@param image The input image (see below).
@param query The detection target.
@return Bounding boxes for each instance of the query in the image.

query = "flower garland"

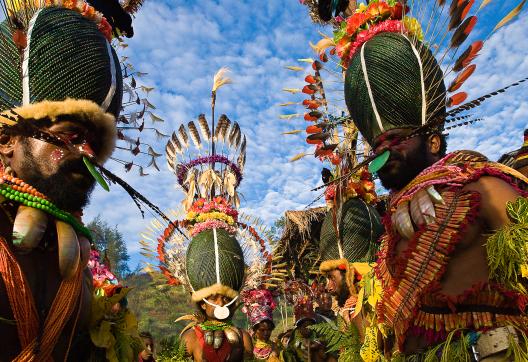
[88,249,120,297]
[44,0,113,41]
[176,155,243,190]
[190,219,237,236]
[331,0,423,67]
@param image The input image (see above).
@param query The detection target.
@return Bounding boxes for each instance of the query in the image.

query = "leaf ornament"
[178,124,189,147]
[448,92,468,107]
[198,114,211,141]
[493,0,526,32]
[450,16,478,48]
[187,121,202,149]
[453,40,483,72]
[448,64,476,92]
[223,171,237,197]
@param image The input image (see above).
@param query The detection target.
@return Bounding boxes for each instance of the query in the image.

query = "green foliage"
[486,197,528,294]
[157,335,190,361]
[87,215,130,279]
[309,317,362,362]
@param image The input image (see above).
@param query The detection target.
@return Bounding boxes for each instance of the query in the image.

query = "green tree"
[87,215,131,278]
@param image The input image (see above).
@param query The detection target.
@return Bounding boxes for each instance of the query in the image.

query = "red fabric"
[194,326,232,362]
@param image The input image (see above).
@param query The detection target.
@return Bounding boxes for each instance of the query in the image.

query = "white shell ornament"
[214,306,230,320]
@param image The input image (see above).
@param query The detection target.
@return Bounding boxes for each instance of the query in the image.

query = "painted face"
[254,320,273,342]
[201,294,233,320]
[371,128,429,191]
[325,269,345,297]
[11,120,99,211]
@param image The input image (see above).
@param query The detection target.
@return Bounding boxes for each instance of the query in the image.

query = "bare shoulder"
[463,176,523,230]
[181,328,197,353]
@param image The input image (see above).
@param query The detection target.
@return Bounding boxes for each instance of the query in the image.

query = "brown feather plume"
[178,124,189,147]
[187,121,202,149]
[170,132,183,154]
[197,114,211,141]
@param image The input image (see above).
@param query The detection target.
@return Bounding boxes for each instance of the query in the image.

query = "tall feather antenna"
[211,67,232,158]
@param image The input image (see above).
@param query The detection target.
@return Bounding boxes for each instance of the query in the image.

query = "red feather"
[448,64,476,92]
[453,40,483,71]
[303,99,321,109]
[306,137,323,145]
[312,60,323,71]
[306,125,322,134]
[304,113,318,121]
[302,85,317,94]
[450,16,477,48]
[448,0,474,30]
[448,92,468,107]
[305,75,317,84]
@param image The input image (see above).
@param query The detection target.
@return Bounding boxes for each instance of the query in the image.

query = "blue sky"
[83,0,528,269]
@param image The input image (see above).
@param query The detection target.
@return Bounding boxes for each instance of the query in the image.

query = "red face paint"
[51,149,65,163]
[77,141,95,158]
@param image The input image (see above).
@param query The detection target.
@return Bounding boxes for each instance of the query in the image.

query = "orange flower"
[367,1,391,18]
[346,12,370,35]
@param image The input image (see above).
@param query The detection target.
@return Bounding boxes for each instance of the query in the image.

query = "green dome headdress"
[299,0,527,173]
[140,69,278,320]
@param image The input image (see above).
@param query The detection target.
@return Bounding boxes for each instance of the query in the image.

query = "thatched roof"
[276,207,327,279]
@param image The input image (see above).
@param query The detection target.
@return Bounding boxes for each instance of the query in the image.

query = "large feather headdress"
[140,69,282,320]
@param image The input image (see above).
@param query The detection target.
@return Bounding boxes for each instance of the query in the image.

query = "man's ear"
[0,132,18,162]
[428,134,441,155]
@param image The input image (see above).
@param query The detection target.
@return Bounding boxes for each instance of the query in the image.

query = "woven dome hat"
[0,4,123,162]
[344,32,446,145]
[186,228,245,303]
[319,197,383,272]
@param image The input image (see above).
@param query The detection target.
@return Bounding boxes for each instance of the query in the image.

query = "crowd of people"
[0,0,527,361]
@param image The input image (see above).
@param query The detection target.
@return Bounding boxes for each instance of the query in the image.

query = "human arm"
[241,329,253,359]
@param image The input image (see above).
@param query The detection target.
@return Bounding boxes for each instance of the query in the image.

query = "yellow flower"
[356,2,368,13]
[403,17,424,41]
[186,211,197,220]
[521,264,528,278]
[196,212,235,225]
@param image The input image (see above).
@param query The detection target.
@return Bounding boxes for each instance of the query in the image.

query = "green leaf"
[506,197,528,223]
[368,150,390,174]
[83,157,110,192]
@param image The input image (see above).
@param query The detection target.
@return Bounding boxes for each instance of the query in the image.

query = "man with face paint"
[0,1,133,359]
[342,7,528,361]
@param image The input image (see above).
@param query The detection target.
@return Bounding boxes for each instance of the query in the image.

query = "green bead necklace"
[0,183,92,240]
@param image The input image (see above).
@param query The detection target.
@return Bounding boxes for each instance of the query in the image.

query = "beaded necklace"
[0,174,91,239]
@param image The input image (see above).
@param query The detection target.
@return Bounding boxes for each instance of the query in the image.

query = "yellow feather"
[298,58,315,63]
[310,38,335,55]
[278,102,298,106]
[289,152,307,162]
[478,0,492,10]
[282,88,301,94]
[493,0,526,32]
[212,67,232,92]
[279,114,301,120]
[285,66,304,71]
[282,130,303,135]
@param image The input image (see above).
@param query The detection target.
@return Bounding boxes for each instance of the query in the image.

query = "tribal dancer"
[0,0,151,359]
[303,0,528,360]
[242,289,281,361]
[141,69,280,361]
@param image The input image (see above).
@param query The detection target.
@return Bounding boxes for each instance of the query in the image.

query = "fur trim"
[191,283,239,302]
[319,258,349,272]
[5,99,116,163]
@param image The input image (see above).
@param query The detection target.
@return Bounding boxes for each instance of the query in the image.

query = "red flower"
[390,2,404,19]
[346,12,370,35]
